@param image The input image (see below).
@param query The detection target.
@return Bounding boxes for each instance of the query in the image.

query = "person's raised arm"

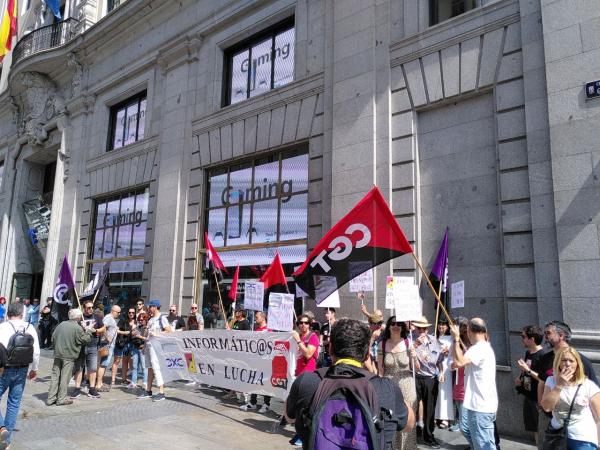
[450,325,471,369]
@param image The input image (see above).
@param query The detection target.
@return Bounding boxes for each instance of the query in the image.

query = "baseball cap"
[147,299,161,308]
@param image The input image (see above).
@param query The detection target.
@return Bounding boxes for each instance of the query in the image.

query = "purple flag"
[429,228,449,298]
[52,255,75,322]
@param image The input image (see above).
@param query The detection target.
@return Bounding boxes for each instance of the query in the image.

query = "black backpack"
[6,323,34,367]
[301,365,392,450]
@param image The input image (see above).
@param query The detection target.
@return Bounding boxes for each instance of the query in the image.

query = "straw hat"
[412,315,433,328]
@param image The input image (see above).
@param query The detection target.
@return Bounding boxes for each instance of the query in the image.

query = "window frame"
[222,16,295,107]
[106,91,147,152]
[429,0,477,26]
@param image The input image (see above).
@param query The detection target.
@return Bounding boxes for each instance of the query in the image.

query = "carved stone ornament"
[67,52,83,97]
[13,71,67,145]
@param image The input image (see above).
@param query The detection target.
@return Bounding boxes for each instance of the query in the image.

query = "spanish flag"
[0,0,18,63]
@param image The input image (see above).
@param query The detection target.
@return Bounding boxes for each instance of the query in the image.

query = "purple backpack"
[304,366,388,450]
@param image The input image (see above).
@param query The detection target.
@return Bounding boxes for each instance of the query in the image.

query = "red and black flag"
[293,186,413,304]
[205,232,228,279]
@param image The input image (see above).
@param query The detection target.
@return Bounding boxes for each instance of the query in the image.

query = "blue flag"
[45,0,62,20]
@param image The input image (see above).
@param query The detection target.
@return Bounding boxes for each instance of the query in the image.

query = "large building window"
[430,0,476,26]
[87,187,149,308]
[107,91,146,151]
[223,18,295,106]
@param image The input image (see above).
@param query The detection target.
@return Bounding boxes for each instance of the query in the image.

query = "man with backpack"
[285,318,415,450]
[0,302,40,449]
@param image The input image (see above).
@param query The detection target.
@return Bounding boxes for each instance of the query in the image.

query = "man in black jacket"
[285,318,414,449]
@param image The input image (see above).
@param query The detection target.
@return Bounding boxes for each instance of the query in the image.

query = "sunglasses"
[169,310,176,312]
[191,307,198,310]
[390,321,403,327]
[297,321,310,326]
[128,312,135,315]
[85,306,93,310]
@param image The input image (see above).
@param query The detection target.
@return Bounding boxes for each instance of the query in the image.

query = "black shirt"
[167,314,186,330]
[520,347,550,400]
[285,364,409,449]
[232,319,250,331]
[538,348,599,386]
[82,313,103,345]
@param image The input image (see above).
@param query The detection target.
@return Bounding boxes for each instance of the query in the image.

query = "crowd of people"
[0,291,597,450]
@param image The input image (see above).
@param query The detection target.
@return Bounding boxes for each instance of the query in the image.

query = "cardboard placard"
[267,293,295,331]
[244,280,265,311]
[349,268,373,292]
[317,289,340,308]
[393,284,423,321]
[385,276,414,310]
[451,280,465,309]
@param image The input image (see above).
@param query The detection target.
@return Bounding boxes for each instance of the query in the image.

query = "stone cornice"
[390,0,520,67]
[86,135,159,173]
[192,72,324,136]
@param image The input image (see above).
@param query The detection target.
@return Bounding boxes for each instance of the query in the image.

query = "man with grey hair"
[534,320,598,449]
[0,302,40,448]
[47,309,93,406]
[95,304,121,393]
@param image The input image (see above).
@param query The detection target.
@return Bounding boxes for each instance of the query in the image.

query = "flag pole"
[213,271,228,328]
[434,282,442,337]
[73,289,82,311]
[411,253,454,325]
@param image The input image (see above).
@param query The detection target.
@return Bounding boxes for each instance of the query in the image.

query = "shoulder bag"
[542,383,582,450]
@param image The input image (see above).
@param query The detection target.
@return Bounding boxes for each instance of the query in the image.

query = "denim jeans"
[130,347,147,388]
[460,407,496,450]
[0,366,29,443]
[567,438,598,450]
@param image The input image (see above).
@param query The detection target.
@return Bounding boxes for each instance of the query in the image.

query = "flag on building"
[52,255,75,322]
[228,265,240,302]
[0,0,18,63]
[260,253,287,290]
[429,227,449,303]
[293,186,413,304]
[44,0,62,20]
[205,232,227,279]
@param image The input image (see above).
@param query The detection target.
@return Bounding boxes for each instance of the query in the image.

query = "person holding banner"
[377,316,418,450]
[292,313,319,376]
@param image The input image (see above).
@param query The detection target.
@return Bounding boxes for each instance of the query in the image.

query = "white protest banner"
[385,276,414,309]
[394,284,423,321]
[317,289,340,308]
[244,280,264,311]
[150,330,297,399]
[267,293,295,331]
[451,280,465,309]
[349,269,373,293]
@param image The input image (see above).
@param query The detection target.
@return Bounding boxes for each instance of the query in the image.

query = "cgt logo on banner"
[150,330,297,400]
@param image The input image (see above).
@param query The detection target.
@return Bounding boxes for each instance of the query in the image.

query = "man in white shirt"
[450,318,498,450]
[0,302,40,448]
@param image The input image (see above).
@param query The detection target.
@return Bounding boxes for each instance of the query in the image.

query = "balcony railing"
[12,18,79,66]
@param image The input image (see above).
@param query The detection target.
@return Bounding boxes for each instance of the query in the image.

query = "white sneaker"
[239,403,257,411]
[258,404,269,413]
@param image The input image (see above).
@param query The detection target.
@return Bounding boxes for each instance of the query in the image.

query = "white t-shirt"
[463,340,498,413]
[146,314,169,349]
[545,377,600,445]
[103,315,117,346]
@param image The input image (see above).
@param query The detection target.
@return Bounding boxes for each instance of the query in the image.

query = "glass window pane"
[209,172,229,208]
[120,194,135,223]
[279,193,307,241]
[251,199,278,244]
[135,189,149,222]
[227,165,253,204]
[138,99,146,140]
[113,108,125,149]
[273,28,294,88]
[93,229,104,259]
[280,153,308,194]
[123,103,139,146]
[226,202,250,246]
[116,224,133,257]
[95,201,107,229]
[102,226,117,259]
[105,198,120,228]
[131,221,147,256]
[249,38,273,98]
[230,50,249,105]
[207,208,226,247]
[253,160,280,201]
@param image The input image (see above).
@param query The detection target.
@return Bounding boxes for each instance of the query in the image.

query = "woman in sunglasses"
[111,308,136,386]
[377,316,417,450]
[291,313,319,377]
[128,313,149,390]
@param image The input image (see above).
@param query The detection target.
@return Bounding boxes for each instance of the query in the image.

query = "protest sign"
[394,284,422,321]
[151,330,297,399]
[244,281,264,311]
[349,268,373,292]
[317,289,340,308]
[451,280,465,309]
[385,276,414,309]
[267,293,295,331]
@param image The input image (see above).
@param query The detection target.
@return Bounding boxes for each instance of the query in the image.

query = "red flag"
[293,186,413,304]
[228,265,240,301]
[260,253,287,290]
[204,232,228,275]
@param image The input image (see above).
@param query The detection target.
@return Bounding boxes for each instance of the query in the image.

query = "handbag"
[98,345,110,358]
[542,383,582,450]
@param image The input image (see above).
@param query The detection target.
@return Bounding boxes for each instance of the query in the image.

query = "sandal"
[98,384,111,392]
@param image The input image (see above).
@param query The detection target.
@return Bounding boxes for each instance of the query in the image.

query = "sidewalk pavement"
[0,350,535,449]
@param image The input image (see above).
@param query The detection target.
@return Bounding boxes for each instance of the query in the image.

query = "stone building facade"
[0,0,598,437]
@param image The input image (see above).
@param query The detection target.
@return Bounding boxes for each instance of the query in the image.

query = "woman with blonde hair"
[541,346,600,449]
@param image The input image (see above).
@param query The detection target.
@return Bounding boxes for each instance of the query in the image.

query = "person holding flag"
[204,232,228,326]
